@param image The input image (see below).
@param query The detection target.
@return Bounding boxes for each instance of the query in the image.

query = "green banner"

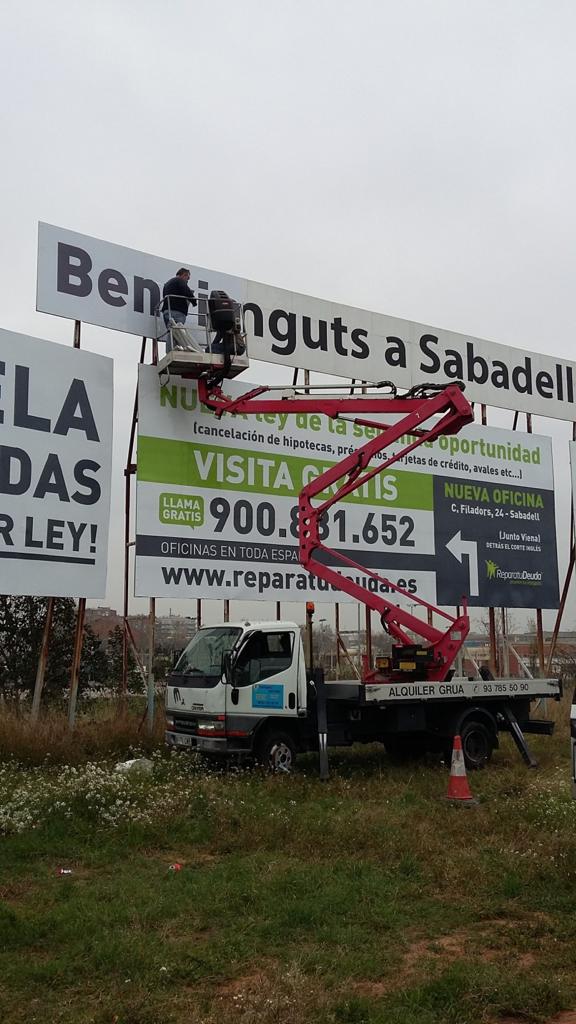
[137,436,433,510]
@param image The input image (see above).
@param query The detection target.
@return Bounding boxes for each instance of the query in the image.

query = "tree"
[80,624,110,688]
[0,596,76,701]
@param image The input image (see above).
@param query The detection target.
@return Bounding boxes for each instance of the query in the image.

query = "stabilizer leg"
[501,703,539,768]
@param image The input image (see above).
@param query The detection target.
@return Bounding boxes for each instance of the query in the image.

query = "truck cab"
[165,621,308,769]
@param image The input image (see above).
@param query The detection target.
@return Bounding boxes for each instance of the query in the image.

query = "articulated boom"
[197,378,474,682]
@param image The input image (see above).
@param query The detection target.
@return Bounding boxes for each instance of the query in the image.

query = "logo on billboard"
[486,559,498,580]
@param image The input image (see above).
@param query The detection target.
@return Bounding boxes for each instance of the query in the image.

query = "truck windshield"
[172,627,242,686]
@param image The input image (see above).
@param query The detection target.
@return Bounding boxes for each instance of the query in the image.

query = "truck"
[160,310,561,774]
[165,619,561,772]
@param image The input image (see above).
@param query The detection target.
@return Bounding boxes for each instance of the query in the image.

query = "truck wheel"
[459,720,494,770]
[255,730,297,773]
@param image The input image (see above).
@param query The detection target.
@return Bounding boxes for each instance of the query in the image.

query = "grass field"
[1,701,576,1024]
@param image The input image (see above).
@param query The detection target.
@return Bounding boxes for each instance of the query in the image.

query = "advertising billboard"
[135,368,559,608]
[38,222,576,422]
[0,329,113,598]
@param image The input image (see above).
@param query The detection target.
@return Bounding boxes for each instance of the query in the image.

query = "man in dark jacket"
[162,268,197,351]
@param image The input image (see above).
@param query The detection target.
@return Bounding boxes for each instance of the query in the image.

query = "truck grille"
[172,716,198,735]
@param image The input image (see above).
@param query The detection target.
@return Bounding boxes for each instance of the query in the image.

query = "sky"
[0,0,575,635]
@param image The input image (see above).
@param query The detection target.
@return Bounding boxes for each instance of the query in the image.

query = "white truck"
[165,619,561,773]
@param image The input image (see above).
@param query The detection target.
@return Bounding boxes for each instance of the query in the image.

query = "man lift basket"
[156,290,249,383]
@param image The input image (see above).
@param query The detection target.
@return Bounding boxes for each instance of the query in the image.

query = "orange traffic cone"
[445,735,478,805]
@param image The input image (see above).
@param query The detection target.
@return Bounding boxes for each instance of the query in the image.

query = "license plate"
[172,733,195,747]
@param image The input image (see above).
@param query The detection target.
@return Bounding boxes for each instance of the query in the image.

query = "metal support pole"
[481,404,498,677]
[335,603,341,676]
[30,598,54,722]
[196,599,202,629]
[489,606,498,675]
[68,598,86,730]
[525,412,546,676]
[306,602,314,670]
[535,608,545,678]
[276,602,281,621]
[357,602,362,675]
[548,421,576,674]
[123,337,147,697]
[501,607,510,677]
[122,466,132,699]
[224,600,230,622]
[68,320,88,718]
[147,597,155,733]
[546,543,575,675]
[365,606,372,670]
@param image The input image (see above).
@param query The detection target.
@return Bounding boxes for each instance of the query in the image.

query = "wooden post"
[224,600,230,622]
[30,598,54,722]
[147,597,155,733]
[123,338,147,697]
[68,598,86,730]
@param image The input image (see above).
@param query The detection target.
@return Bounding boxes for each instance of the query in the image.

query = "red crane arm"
[197,378,474,681]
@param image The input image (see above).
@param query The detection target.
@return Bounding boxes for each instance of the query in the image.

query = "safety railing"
[154,296,247,361]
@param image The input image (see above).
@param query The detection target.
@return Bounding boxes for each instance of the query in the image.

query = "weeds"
[0,703,164,764]
[1,698,576,1023]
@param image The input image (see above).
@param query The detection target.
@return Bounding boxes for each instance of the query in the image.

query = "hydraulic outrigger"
[197,375,475,684]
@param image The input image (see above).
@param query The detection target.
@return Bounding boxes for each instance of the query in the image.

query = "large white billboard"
[135,368,559,608]
[0,330,113,597]
[38,222,576,422]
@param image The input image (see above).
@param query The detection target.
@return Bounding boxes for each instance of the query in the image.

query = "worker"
[162,269,197,351]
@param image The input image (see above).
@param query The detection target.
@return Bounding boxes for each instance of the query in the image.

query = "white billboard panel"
[0,329,113,597]
[135,368,559,608]
[38,223,576,421]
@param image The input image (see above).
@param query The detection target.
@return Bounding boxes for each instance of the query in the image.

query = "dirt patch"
[497,1015,576,1024]
[146,849,221,868]
[353,920,538,1000]
[216,971,267,997]
[0,880,36,903]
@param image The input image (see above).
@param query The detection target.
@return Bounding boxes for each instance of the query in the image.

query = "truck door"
[228,629,298,718]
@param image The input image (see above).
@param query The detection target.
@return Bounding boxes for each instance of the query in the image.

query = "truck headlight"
[197,717,226,737]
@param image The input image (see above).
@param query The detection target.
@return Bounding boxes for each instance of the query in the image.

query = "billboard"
[0,330,113,598]
[135,368,559,609]
[38,222,576,422]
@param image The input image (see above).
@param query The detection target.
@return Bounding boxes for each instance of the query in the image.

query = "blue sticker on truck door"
[252,684,284,709]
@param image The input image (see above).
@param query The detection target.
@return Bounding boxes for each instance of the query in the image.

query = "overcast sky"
[1,0,575,634]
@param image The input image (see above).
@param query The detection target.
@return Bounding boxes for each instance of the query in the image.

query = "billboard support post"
[123,338,147,698]
[526,412,546,676]
[481,404,498,676]
[489,607,498,675]
[365,607,372,671]
[546,421,576,675]
[335,604,341,676]
[67,319,87,725]
[196,599,202,629]
[68,598,86,731]
[147,597,155,733]
[30,598,54,722]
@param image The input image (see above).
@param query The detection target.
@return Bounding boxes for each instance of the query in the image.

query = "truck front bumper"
[165,730,249,755]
